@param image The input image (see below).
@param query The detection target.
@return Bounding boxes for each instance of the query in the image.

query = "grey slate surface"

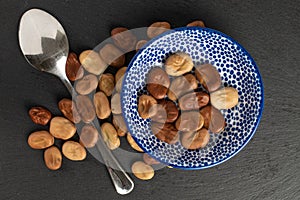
[0,0,299,199]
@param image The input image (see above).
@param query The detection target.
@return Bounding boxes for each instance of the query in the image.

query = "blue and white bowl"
[121,27,264,169]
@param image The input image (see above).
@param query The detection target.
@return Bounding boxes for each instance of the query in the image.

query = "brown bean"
[115,66,127,84]
[28,130,54,149]
[151,100,179,123]
[111,93,122,115]
[113,115,128,135]
[66,52,84,81]
[79,50,107,75]
[101,122,120,150]
[75,74,98,95]
[210,87,239,110]
[131,161,154,180]
[127,133,144,152]
[200,105,225,133]
[115,66,127,93]
[195,64,221,92]
[178,92,209,111]
[165,52,194,76]
[75,95,96,123]
[136,40,148,51]
[143,153,160,165]
[187,20,205,27]
[49,117,76,140]
[29,106,52,125]
[175,111,204,132]
[80,124,99,148]
[167,74,198,101]
[147,21,171,38]
[99,73,115,96]
[146,67,170,99]
[138,95,157,119]
[117,129,126,137]
[62,141,86,161]
[99,44,125,68]
[181,128,210,150]
[58,98,81,123]
[94,91,111,119]
[111,27,137,52]
[151,122,179,144]
[44,146,62,170]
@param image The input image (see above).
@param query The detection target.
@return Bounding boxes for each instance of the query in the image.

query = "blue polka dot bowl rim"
[121,27,264,170]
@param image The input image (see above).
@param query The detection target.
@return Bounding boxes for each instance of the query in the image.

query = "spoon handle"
[59,75,134,195]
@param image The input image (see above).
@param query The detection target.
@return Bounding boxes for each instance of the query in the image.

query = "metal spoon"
[18,8,134,195]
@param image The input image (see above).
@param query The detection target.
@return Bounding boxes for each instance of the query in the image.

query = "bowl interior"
[121,27,263,169]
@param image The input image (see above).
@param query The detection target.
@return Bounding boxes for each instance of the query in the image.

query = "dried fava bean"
[44,146,62,170]
[62,141,86,161]
[75,74,98,95]
[210,87,239,110]
[146,67,170,99]
[49,117,76,140]
[75,95,96,123]
[94,91,111,119]
[79,50,107,75]
[28,131,54,149]
[151,100,179,123]
[136,40,148,51]
[65,52,84,81]
[143,153,160,165]
[200,105,225,133]
[175,111,204,132]
[138,95,157,119]
[147,21,171,38]
[101,122,120,150]
[117,129,126,137]
[115,66,127,93]
[113,115,128,135]
[111,93,122,115]
[131,161,154,180]
[167,74,198,101]
[80,124,99,148]
[165,52,194,76]
[58,98,81,123]
[178,92,209,111]
[181,128,210,150]
[195,64,222,92]
[99,44,125,68]
[151,122,179,144]
[115,66,127,84]
[99,73,115,96]
[111,27,137,52]
[187,20,205,27]
[29,106,52,125]
[127,133,143,152]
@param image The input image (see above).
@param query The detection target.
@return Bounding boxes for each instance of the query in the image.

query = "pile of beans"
[138,54,239,149]
[27,20,208,180]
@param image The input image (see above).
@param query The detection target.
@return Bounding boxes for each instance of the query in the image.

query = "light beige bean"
[127,133,144,152]
[62,141,86,161]
[75,74,98,95]
[44,146,62,170]
[111,93,122,114]
[49,117,76,140]
[131,161,154,180]
[101,122,120,150]
[28,130,54,149]
[210,87,239,110]
[79,50,107,75]
[94,91,111,119]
